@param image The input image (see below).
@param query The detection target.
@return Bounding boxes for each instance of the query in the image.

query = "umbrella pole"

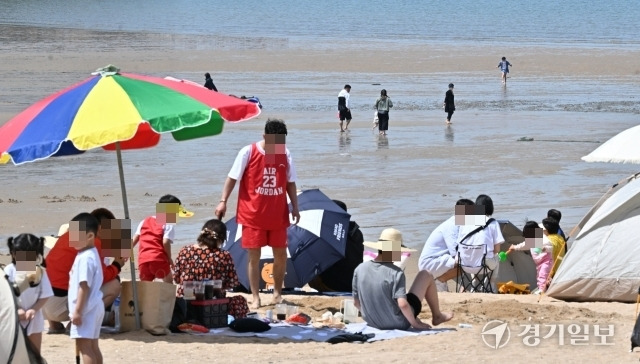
[116,142,141,330]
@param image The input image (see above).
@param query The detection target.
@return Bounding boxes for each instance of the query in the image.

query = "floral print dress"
[173,245,248,318]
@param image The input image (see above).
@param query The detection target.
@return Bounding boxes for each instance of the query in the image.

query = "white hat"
[363,228,416,252]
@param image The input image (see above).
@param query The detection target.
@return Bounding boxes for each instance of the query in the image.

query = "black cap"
[448,83,454,88]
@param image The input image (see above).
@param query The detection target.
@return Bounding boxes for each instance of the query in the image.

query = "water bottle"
[113,297,121,332]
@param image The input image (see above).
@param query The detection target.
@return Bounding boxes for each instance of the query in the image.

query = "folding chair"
[455,239,496,293]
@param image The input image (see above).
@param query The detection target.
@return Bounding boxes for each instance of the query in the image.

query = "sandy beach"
[1,251,638,363]
[2,24,640,363]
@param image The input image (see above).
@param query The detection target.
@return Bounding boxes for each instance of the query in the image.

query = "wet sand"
[0,108,637,250]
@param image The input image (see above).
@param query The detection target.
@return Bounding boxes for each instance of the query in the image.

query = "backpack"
[456,218,496,273]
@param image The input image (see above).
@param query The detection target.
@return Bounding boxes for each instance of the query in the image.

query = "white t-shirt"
[456,219,504,259]
[68,247,104,316]
[135,217,175,241]
[338,89,350,108]
[4,263,54,335]
[418,216,460,270]
[228,142,297,183]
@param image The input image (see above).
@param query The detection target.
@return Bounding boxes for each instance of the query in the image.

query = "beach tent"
[547,173,640,303]
[496,220,538,290]
[0,273,44,363]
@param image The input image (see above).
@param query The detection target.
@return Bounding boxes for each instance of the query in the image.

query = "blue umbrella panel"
[286,189,351,287]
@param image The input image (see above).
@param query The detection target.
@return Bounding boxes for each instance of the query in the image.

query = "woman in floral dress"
[173,219,248,318]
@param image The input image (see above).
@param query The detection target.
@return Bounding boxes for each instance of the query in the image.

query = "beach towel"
[344,322,454,342]
[186,321,453,343]
[192,322,342,341]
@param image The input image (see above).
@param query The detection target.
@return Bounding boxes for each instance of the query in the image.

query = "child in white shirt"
[68,213,104,364]
[4,233,53,355]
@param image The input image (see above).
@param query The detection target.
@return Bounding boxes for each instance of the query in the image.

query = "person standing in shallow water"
[497,57,512,84]
[443,83,455,124]
[337,84,352,132]
[374,89,393,135]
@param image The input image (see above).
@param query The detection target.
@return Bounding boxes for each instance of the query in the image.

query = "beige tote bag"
[119,280,177,335]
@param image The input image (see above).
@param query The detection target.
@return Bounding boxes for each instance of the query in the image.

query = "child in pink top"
[508,221,553,293]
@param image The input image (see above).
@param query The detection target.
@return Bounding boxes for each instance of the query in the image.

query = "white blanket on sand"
[196,323,340,341]
[345,323,454,342]
[194,322,453,342]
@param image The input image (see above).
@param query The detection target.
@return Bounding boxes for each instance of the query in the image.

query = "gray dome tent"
[547,173,640,302]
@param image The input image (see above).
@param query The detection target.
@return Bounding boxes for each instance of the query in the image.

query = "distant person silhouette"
[497,57,512,84]
[204,72,218,91]
[443,83,455,124]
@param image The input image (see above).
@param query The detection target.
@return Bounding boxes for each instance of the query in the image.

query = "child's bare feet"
[432,311,453,326]
[250,297,261,309]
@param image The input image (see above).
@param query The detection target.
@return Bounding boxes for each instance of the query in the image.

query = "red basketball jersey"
[237,143,290,230]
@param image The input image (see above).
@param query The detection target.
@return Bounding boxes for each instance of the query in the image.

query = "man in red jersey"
[216,119,300,308]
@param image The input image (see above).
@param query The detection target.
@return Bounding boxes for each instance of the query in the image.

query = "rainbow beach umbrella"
[0,65,260,165]
[0,65,261,329]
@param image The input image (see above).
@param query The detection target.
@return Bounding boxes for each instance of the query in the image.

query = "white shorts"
[70,306,104,339]
[42,295,69,323]
[420,254,455,279]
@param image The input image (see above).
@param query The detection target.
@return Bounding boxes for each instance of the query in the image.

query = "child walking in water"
[4,233,54,355]
[497,56,513,84]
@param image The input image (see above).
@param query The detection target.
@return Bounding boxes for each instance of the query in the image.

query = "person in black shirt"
[443,83,455,124]
[204,72,218,92]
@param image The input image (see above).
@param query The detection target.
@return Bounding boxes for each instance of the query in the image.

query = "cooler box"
[186,298,230,328]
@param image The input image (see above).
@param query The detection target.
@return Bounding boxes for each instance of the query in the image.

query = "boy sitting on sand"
[353,228,453,330]
[68,213,104,364]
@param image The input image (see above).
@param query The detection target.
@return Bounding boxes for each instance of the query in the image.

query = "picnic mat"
[195,322,342,342]
[344,322,455,342]
[191,322,454,342]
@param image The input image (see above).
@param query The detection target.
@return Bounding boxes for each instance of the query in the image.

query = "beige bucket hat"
[363,228,416,252]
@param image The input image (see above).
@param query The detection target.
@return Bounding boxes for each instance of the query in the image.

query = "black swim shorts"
[406,292,422,317]
[339,109,352,121]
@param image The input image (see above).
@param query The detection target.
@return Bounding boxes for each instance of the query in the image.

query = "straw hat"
[43,223,70,250]
[363,228,416,252]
